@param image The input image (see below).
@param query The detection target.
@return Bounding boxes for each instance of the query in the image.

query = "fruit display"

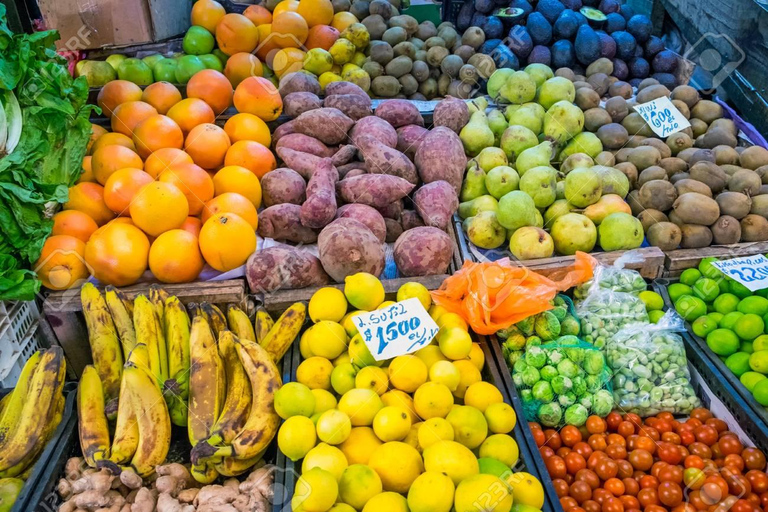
[275,274,546,512]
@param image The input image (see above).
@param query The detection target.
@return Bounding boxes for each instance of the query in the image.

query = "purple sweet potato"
[272,120,296,146]
[283,92,323,117]
[246,246,329,293]
[344,168,367,179]
[276,133,334,158]
[318,218,386,281]
[433,96,470,133]
[278,72,321,97]
[385,218,404,242]
[401,210,425,231]
[377,199,403,220]
[349,116,398,148]
[260,168,306,206]
[323,94,372,121]
[413,180,459,229]
[258,204,318,244]
[336,204,387,243]
[325,81,368,98]
[375,99,424,128]
[415,126,466,193]
[337,174,415,207]
[356,134,418,184]
[276,147,322,180]
[337,161,368,177]
[394,227,454,277]
[300,158,339,229]
[293,107,354,145]
[332,145,358,167]
[396,125,429,159]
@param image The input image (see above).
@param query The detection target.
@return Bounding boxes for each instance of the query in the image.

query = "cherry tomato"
[561,496,579,511]
[624,477,640,496]
[540,446,555,459]
[602,497,624,512]
[639,427,660,442]
[587,416,608,435]
[658,442,684,465]
[657,412,675,422]
[651,461,668,479]
[685,467,706,490]
[731,498,756,512]
[635,436,656,454]
[605,477,625,496]
[606,444,628,461]
[644,506,667,512]
[743,448,767,471]
[658,465,683,484]
[627,435,638,451]
[606,412,622,432]
[531,427,546,447]
[688,490,707,511]
[572,508,587,512]
[725,473,751,496]
[628,449,653,471]
[655,420,673,434]
[662,432,682,445]
[745,492,762,508]
[687,418,704,429]
[671,504,697,512]
[747,470,768,494]
[700,483,724,506]
[589,434,608,452]
[545,429,563,449]
[592,488,614,505]
[625,413,642,428]
[704,475,730,499]
[658,481,683,507]
[562,426,584,447]
[761,491,768,509]
[706,418,728,433]
[596,458,620,481]
[637,488,659,508]
[620,496,639,510]
[695,426,719,446]
[691,408,714,422]
[557,446,572,458]
[608,434,627,447]
[547,455,568,479]
[574,442,594,459]
[618,421,635,438]
[566,452,588,475]
[689,442,713,459]
[680,430,696,446]
[724,454,745,472]
[617,460,634,479]
[639,475,659,489]
[588,451,606,472]
[583,500,601,512]
[718,436,745,456]
[570,480,593,504]
[576,469,601,490]
[553,478,570,497]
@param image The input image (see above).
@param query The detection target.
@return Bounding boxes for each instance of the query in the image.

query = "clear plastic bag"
[573,252,648,301]
[576,289,649,349]
[606,310,701,416]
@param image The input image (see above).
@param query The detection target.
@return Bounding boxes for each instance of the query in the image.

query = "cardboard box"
[37,0,190,50]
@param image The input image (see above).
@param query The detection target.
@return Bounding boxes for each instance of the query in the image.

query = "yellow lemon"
[484,402,517,434]
[415,345,448,370]
[388,355,427,393]
[333,352,352,367]
[438,327,473,360]
[428,360,461,391]
[479,434,519,467]
[407,471,455,512]
[329,37,356,65]
[317,409,352,445]
[331,363,357,395]
[355,366,388,395]
[312,389,337,415]
[338,464,383,510]
[306,321,348,359]
[348,334,383,368]
[417,417,455,449]
[362,492,409,512]
[338,388,384,426]
[368,441,424,493]
[377,300,396,309]
[292,467,338,512]
[339,427,382,465]
[446,405,488,449]
[413,382,454,419]
[507,471,545,509]
[309,286,348,322]
[381,389,418,423]
[274,382,315,419]
[455,474,513,512]
[437,312,469,331]
[344,272,385,310]
[297,357,334,390]
[329,504,356,512]
[302,442,348,481]
[341,310,365,337]
[397,282,432,310]
[422,440,479,485]
[372,406,412,442]
[429,304,449,322]
[464,382,504,413]
[318,71,343,92]
[453,359,482,399]
[300,329,314,359]
[278,416,317,461]
[468,342,485,370]
[402,421,422,452]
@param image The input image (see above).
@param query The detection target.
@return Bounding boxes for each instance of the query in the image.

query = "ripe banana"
[191,462,219,484]
[227,305,256,342]
[260,302,306,363]
[206,331,252,447]
[163,296,191,427]
[109,374,139,465]
[0,351,41,444]
[105,286,137,360]
[188,316,226,448]
[253,307,274,343]
[215,450,266,477]
[8,384,65,479]
[123,365,171,478]
[81,283,123,415]
[149,285,169,327]
[126,344,151,380]
[134,295,168,385]
[202,303,228,338]
[77,365,110,468]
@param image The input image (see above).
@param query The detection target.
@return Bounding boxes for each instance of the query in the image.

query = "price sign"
[353,298,440,361]
[712,255,768,291]
[634,96,691,137]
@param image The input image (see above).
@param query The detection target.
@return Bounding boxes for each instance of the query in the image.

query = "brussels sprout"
[526,336,542,347]
[551,375,572,395]
[571,376,587,397]
[517,316,535,336]
[538,402,563,427]
[564,404,589,426]
[540,365,558,381]
[532,381,554,402]
[506,350,524,367]
[500,327,526,350]
[521,366,541,386]
[557,359,579,378]
[585,374,604,393]
[584,351,606,375]
[580,394,593,410]
[548,349,564,365]
[563,343,585,361]
[513,357,528,374]
[521,389,533,403]
[525,346,547,369]
[558,392,576,407]
[592,389,614,417]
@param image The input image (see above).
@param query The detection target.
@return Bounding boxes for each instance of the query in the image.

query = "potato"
[272,120,296,146]
[337,174,415,207]
[276,147,322,180]
[278,72,321,97]
[432,95,469,133]
[336,204,387,242]
[385,218,404,242]
[375,99,424,128]
[394,226,453,277]
[325,81,369,98]
[350,116,398,148]
[396,124,429,159]
[258,204,318,243]
[318,218,386,281]
[323,93,373,121]
[246,247,329,293]
[413,180,459,229]
[332,145,358,166]
[283,92,323,117]
[260,168,306,206]
[414,126,466,193]
[276,133,334,158]
[293,107,355,145]
[300,158,339,229]
[356,134,418,184]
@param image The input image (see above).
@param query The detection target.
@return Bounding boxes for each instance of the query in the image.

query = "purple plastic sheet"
[716,97,768,149]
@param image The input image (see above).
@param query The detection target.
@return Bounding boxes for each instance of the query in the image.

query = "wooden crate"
[502,247,666,280]
[662,242,768,277]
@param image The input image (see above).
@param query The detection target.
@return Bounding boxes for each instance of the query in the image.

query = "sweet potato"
[332,145,358,167]
[349,116,398,148]
[375,99,424,128]
[318,218,386,281]
[414,126,466,193]
[385,218,404,242]
[413,180,459,229]
[337,174,415,208]
[258,204,318,243]
[276,147,322,180]
[336,204,387,243]
[433,96,470,133]
[283,92,323,117]
[272,120,296,146]
[293,107,354,145]
[396,124,429,159]
[261,168,306,206]
[377,199,403,220]
[324,94,372,121]
[246,246,330,293]
[325,81,368,98]
[345,168,367,179]
[356,134,418,184]
[300,158,338,229]
[276,133,334,158]
[401,210,425,231]
[278,72,321,97]
[337,161,368,177]
[394,227,454,277]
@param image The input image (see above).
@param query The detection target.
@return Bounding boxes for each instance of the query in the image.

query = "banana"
[260,303,306,363]
[215,450,266,477]
[227,305,256,342]
[253,307,274,344]
[187,302,201,320]
[109,374,139,465]
[191,462,219,484]
[188,316,226,448]
[77,365,110,468]
[202,303,228,338]
[148,285,169,327]
[126,344,151,379]
[0,351,41,444]
[163,296,191,427]
[123,365,171,477]
[133,295,167,385]
[81,283,123,415]
[206,331,252,447]
[105,286,136,360]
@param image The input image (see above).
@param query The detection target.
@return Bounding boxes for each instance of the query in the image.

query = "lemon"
[329,504,356,512]
[275,382,316,419]
[438,327,473,360]
[413,382,454,419]
[453,360,482,399]
[446,405,488,449]
[312,389,338,416]
[339,464,383,510]
[338,388,384,426]
[306,321,348,360]
[300,329,314,359]
[278,416,317,461]
[339,427,382,465]
[351,51,367,67]
[303,442,349,482]
[407,471,455,512]
[377,301,396,309]
[639,290,664,311]
[368,441,424,493]
[402,422,422,452]
[415,345,448,370]
[388,355,428,393]
[297,357,334,390]
[317,410,352,445]
[333,352,352,367]
[309,287,348,323]
[373,406,412,442]
[428,360,461,391]
[507,472,545,509]
[303,48,334,76]
[417,417,455,449]
[397,282,432,310]
[319,71,343,92]
[485,402,517,434]
[293,467,339,512]
[341,311,365,338]
[310,412,322,425]
[437,312,469,331]
[468,343,485,370]
[381,389,418,423]
[348,334,383,368]
[331,363,357,395]
[430,304,449,322]
[464,382,504,413]
[422,440,480,485]
[340,22,370,49]
[479,433,519,466]
[329,37,357,65]
[362,492,409,512]
[355,366,389,395]
[455,474,513,512]
[344,272,385,310]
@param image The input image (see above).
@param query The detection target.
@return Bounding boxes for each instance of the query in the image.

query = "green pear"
[593,165,630,198]
[464,211,507,249]
[537,76,576,110]
[509,227,554,260]
[543,100,584,144]
[475,147,508,172]
[544,199,574,227]
[524,63,554,88]
[458,195,499,219]
[497,190,537,231]
[516,140,554,176]
[598,212,644,251]
[520,166,558,208]
[565,167,602,208]
[488,109,509,146]
[560,132,603,160]
[555,181,565,200]
[105,54,127,71]
[551,213,597,255]
[460,111,495,157]
[498,70,537,105]
[467,96,489,114]
[460,161,488,202]
[486,69,515,102]
[500,125,538,162]
[80,61,117,87]
[505,103,545,135]
[560,153,595,174]
[485,166,520,199]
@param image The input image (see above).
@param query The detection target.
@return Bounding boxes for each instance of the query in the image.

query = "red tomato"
[561,496,579,511]
[602,497,624,512]
[607,412,622,432]
[592,488,614,505]
[532,427,546,447]
[583,500,601,512]
[747,470,768,494]
[635,436,656,454]
[596,458,619,481]
[662,432,682,445]
[624,477,639,496]
[545,429,563,449]
[566,452,588,475]
[724,454,746,472]
[640,475,659,489]
[604,478,625,496]
[589,434,608,452]
[606,444,628,461]
[700,483,724,506]
[587,416,608,434]
[658,465,684,484]
[658,442,684,465]
[689,442,713,459]
[620,496,639,510]
[743,448,767,471]
[731,499,756,512]
[658,481,683,507]
[637,488,659,508]
[617,460,634,479]
[546,455,567,479]
[628,449,653,471]
[691,408,714,422]
[618,421,635,438]
[574,442,593,459]
[562,425,583,447]
[570,480,593,504]
[680,430,696,446]
[540,446,555,459]
[706,418,728,433]
[608,434,627,447]
[625,413,642,428]
[695,426,719,446]
[554,478,570,497]
[558,447,573,458]
[576,469,601,490]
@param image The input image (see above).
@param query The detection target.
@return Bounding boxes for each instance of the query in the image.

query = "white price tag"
[712,255,768,291]
[633,96,691,137]
[353,298,440,361]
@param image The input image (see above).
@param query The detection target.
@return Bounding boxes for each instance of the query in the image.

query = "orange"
[215,13,259,56]
[91,145,144,185]
[180,216,203,238]
[77,156,96,184]
[223,113,271,146]
[51,210,99,242]
[201,192,259,229]
[273,0,300,16]
[225,140,276,178]
[91,132,136,153]
[97,80,143,118]
[103,168,154,215]
[111,101,158,137]
[223,52,264,88]
[129,181,189,236]
[305,25,340,50]
[141,82,182,114]
[270,48,305,78]
[132,114,184,159]
[64,182,116,226]
[191,0,226,33]
[34,235,90,290]
[144,148,194,179]
[198,212,256,271]
[297,0,334,27]
[185,123,231,170]
[233,76,283,121]
[213,165,263,207]
[85,222,150,286]
[186,69,234,115]
[254,24,280,63]
[166,98,215,135]
[149,229,204,283]
[87,124,109,155]
[158,162,215,216]
[243,5,272,26]
[332,12,358,32]
[271,12,309,48]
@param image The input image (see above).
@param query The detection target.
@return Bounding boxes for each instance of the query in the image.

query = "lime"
[692,277,720,302]
[706,328,741,356]
[278,415,318,461]
[105,53,127,71]
[639,291,664,311]
[692,315,718,338]
[742,340,754,353]
[183,25,215,55]
[739,296,768,316]
[725,352,751,376]
[198,53,223,71]
[680,268,702,286]
[478,457,511,479]
[741,371,767,391]
[754,334,768,352]
[213,49,229,65]
[174,55,206,84]
[668,283,693,304]
[718,279,730,295]
[675,295,707,321]
[648,310,665,323]
[345,272,385,310]
[756,288,768,299]
[117,57,153,85]
[153,59,177,82]
[730,280,753,299]
[720,311,744,330]
[713,293,739,314]
[708,312,724,325]
[753,378,768,406]
[735,313,765,340]
[699,257,722,279]
[750,350,768,373]
[142,53,165,69]
[331,363,357,395]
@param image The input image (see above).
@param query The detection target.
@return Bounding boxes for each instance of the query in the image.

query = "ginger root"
[120,471,143,491]
[177,488,198,504]
[65,457,84,481]
[223,478,240,493]
[239,466,275,501]
[194,485,238,507]
[131,487,155,512]
[156,475,187,497]
[155,464,194,488]
[58,478,73,500]
[73,489,111,509]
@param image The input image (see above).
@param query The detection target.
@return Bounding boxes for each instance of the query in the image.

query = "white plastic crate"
[0,323,45,387]
[0,301,42,385]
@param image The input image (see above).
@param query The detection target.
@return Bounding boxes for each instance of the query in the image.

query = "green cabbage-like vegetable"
[538,402,562,427]
[564,404,589,426]
[532,381,554,402]
[584,351,606,375]
[551,375,572,395]
[557,359,579,378]
[525,346,547,369]
[592,389,614,416]
[558,392,576,407]
[540,365,558,381]
[571,376,587,396]
[585,374,604,393]
[521,366,541,386]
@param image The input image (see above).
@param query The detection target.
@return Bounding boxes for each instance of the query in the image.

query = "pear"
[556,181,565,200]
[593,165,630,198]
[583,194,632,225]
[533,209,544,228]
[475,147,507,172]
[500,125,538,162]
[509,227,554,260]
[485,166,520,199]
[505,103,545,135]
[520,166,558,208]
[565,167,602,208]
[497,190,537,231]
[537,76,576,110]
[464,211,507,249]
[543,101,584,144]
[524,63,554,88]
[561,153,595,174]
[498,70,537,105]
[80,60,117,87]
[487,109,508,146]
[560,132,603,160]
[460,111,495,157]
[458,195,498,219]
[544,199,574,227]
[460,161,488,202]
[516,140,555,176]
[598,212,644,251]
[467,96,489,114]
[486,69,515,102]
[551,213,597,255]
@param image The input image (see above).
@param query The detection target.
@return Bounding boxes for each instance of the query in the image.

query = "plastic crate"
[0,301,42,384]
[441,0,465,24]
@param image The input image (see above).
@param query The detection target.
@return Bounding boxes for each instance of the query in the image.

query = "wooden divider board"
[663,242,768,277]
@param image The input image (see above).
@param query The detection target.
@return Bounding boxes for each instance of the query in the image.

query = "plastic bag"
[431,252,596,335]
[606,310,701,416]
[573,252,648,301]
[511,337,613,428]
[576,275,649,349]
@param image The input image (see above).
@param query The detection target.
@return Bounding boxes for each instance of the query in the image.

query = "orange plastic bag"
[431,252,597,335]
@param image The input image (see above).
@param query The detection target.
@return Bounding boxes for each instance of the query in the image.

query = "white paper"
[712,254,768,291]
[633,96,691,137]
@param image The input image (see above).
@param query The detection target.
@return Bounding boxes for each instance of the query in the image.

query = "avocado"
[491,43,520,69]
[482,15,504,39]
[620,4,636,20]
[644,36,664,58]
[551,39,576,68]
[526,12,553,45]
[535,0,566,23]
[561,0,583,8]
[472,12,488,27]
[509,0,533,17]
[575,24,601,65]
[574,10,588,27]
[599,0,620,13]
[612,30,637,60]
[581,0,599,6]
[506,25,533,58]
[579,7,607,28]
[612,58,629,80]
[652,49,679,73]
[475,0,495,14]
[597,31,616,58]
[626,14,652,43]
[605,12,625,32]
[554,9,580,39]
[629,57,650,78]
[652,72,677,90]
[457,1,475,31]
[479,38,502,54]
[529,45,552,65]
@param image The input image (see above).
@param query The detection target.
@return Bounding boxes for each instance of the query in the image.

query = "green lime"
[756,288,768,299]
[183,26,215,55]
[675,295,707,321]
[725,352,751,377]
[741,371,767,391]
[713,293,739,314]
[639,291,664,311]
[680,268,702,286]
[668,283,693,304]
[735,314,765,340]
[153,59,177,82]
[718,279,730,295]
[699,257,722,279]
[738,296,768,316]
[692,278,720,302]
[692,315,718,338]
[478,457,510,478]
[753,378,768,406]
[175,55,206,84]
[708,312,724,325]
[106,54,127,71]
[750,350,768,373]
[730,280,753,299]
[706,328,741,356]
[742,341,754,354]
[117,57,153,85]
[755,335,768,352]
[142,53,165,69]
[198,54,223,71]
[648,310,665,323]
[213,49,229,65]
[720,311,744,330]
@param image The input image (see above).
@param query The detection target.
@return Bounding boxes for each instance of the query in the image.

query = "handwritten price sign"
[353,298,440,361]
[634,96,691,137]
[712,255,768,292]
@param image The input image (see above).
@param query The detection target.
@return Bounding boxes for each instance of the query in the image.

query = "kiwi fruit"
[636,84,670,104]
[728,169,761,196]
[418,77,437,99]
[690,118,708,138]
[371,75,402,97]
[637,209,670,232]
[671,100,690,119]
[668,210,684,226]
[459,64,479,84]
[666,133,693,156]
[712,145,740,165]
[670,85,700,108]
[426,46,450,67]
[675,179,713,198]
[596,123,629,149]
[639,179,677,211]
[362,14,388,40]
[411,61,429,82]
[414,50,428,62]
[670,173,690,184]
[382,26,408,46]
[604,97,629,122]
[691,100,724,124]
[585,109,614,133]
[702,128,738,149]
[680,224,713,248]
[689,161,728,193]
[389,14,419,36]
[385,56,413,78]
[628,146,662,171]
[614,147,632,164]
[362,61,384,79]
[454,45,475,63]
[586,58,613,76]
[689,149,717,166]
[627,190,645,216]
[587,73,610,96]
[595,151,615,167]
[677,148,698,164]
[437,74,451,96]
[721,164,744,176]
[555,68,576,81]
[672,193,721,225]
[393,41,417,59]
[755,165,768,184]
[467,54,495,79]
[461,26,484,49]
[440,54,463,77]
[369,0,394,18]
[621,113,654,137]
[438,27,459,48]
[369,41,394,64]
[575,88,601,110]
[398,74,418,96]
[424,36,447,49]
[614,162,638,188]
[609,81,632,99]
[647,222,682,250]
[625,136,647,149]
[741,214,768,241]
[750,195,768,217]
[760,185,768,195]
[573,81,592,90]
[740,146,768,170]
[709,215,741,245]
[637,78,660,90]
[640,138,672,159]
[638,166,668,187]
[417,21,438,40]
[658,157,688,177]
[409,92,427,101]
[447,79,473,99]
[351,1,371,20]
[715,191,751,219]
